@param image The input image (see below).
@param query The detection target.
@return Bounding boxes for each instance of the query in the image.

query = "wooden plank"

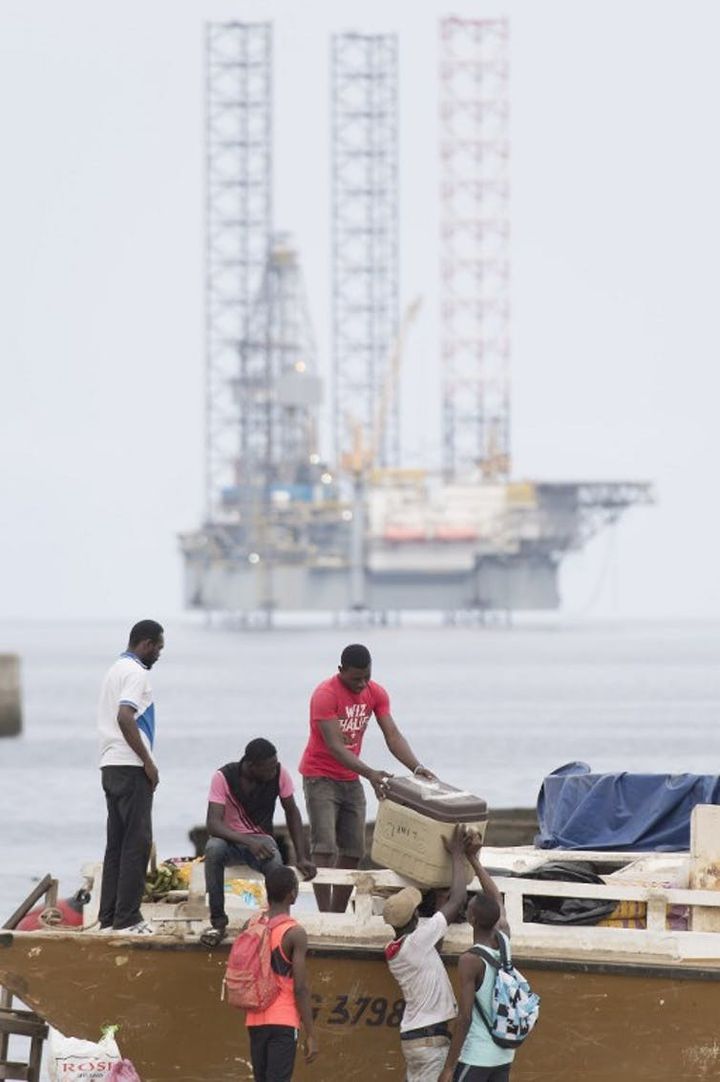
[193,850,684,900]
[0,989,10,1064]
[690,805,720,932]
[0,1065,31,1080]
[490,876,720,908]
[298,867,720,908]
[296,849,677,886]
[645,892,667,932]
[2,877,54,931]
[0,1011,48,1040]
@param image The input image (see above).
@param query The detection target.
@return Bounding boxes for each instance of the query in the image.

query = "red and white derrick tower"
[439,17,510,482]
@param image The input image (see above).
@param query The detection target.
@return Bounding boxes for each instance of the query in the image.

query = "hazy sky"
[0,0,718,622]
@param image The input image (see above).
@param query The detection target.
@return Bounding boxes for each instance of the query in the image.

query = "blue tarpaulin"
[535,762,720,851]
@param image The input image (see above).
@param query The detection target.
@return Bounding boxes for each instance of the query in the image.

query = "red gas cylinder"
[17,890,88,931]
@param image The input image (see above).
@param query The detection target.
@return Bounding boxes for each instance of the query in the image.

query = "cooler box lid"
[382,775,487,823]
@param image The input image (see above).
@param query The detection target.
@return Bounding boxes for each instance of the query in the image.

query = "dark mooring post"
[0,654,22,737]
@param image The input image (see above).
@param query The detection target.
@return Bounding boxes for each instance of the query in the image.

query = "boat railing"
[299,866,716,926]
[294,860,720,961]
[36,847,720,963]
[488,874,710,932]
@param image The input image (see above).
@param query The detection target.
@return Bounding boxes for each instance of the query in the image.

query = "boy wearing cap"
[382,826,470,1082]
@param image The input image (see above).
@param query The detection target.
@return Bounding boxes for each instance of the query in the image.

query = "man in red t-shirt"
[299,643,435,912]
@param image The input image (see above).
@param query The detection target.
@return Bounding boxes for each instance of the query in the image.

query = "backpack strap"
[473,999,495,1037]
[470,933,513,971]
[469,936,517,1022]
[495,931,513,973]
[249,912,296,931]
[267,914,297,932]
[266,915,297,959]
[468,944,500,970]
[466,948,496,1037]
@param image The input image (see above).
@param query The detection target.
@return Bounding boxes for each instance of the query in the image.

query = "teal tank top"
[458,943,515,1068]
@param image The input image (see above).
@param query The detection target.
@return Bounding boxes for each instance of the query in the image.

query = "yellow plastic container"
[371,775,488,888]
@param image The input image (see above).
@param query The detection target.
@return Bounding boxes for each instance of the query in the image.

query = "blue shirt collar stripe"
[120,651,149,671]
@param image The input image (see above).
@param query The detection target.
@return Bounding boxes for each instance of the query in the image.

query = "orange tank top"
[245,917,299,1029]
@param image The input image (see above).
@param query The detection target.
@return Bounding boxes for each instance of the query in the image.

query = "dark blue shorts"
[454,1064,512,1082]
[248,1024,297,1082]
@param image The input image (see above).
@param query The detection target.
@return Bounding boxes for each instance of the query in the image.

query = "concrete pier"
[0,654,22,737]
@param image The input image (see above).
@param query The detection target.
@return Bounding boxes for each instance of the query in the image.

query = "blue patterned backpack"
[470,931,540,1049]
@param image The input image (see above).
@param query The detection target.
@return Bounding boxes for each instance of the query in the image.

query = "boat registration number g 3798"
[312,994,404,1027]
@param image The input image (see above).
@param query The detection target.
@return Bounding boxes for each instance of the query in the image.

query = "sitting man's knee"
[257,836,282,864]
[204,836,229,863]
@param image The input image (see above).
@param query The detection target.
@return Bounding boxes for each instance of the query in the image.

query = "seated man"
[201,738,316,947]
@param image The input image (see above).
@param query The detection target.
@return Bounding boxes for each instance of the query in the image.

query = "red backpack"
[223,913,295,1011]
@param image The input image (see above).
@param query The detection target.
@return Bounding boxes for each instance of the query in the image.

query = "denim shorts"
[303,776,366,860]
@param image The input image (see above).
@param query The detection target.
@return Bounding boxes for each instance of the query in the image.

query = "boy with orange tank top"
[245,866,318,1080]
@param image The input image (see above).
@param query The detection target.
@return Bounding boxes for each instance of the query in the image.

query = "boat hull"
[2,931,720,1080]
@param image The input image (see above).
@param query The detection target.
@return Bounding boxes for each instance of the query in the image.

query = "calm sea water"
[2,617,719,925]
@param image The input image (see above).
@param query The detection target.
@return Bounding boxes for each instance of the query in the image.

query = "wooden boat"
[3,844,720,1081]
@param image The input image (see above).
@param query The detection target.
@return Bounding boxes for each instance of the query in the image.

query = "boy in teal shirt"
[439,850,514,1082]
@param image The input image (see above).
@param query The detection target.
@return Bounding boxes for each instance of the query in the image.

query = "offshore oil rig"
[179,19,653,621]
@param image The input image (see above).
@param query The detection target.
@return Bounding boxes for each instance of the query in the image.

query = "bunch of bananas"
[143,861,184,900]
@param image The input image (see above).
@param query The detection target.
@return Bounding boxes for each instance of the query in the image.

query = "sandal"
[200,926,227,948]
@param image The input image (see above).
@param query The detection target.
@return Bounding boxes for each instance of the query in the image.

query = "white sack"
[48,1026,122,1082]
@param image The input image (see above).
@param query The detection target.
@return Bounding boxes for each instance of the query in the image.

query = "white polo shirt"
[385,912,457,1033]
[98,652,156,768]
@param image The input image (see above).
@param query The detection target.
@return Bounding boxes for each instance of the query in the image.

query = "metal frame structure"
[439,16,511,482]
[238,233,321,490]
[535,481,655,549]
[181,18,655,622]
[204,22,273,520]
[331,33,399,471]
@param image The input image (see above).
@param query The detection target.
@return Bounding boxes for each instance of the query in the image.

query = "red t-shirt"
[298,674,391,781]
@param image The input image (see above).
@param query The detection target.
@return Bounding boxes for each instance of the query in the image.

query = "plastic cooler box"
[371,775,488,888]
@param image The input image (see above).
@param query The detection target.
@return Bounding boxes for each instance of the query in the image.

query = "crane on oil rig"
[341,298,422,610]
[342,297,423,479]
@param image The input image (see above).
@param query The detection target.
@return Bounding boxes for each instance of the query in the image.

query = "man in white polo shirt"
[97,619,164,934]
[383,827,470,1082]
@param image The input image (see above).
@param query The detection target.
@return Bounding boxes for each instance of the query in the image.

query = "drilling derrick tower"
[233,233,322,496]
[331,33,400,469]
[182,22,337,617]
[204,22,273,522]
[440,16,510,482]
